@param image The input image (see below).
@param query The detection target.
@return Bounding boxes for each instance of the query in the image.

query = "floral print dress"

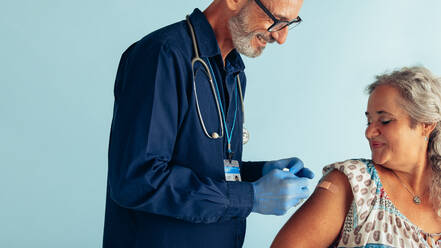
[323,159,441,248]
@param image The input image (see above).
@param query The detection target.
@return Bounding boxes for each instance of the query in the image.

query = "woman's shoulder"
[321,159,379,223]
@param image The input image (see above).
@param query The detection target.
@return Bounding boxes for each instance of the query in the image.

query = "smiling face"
[228,0,303,57]
[365,85,427,169]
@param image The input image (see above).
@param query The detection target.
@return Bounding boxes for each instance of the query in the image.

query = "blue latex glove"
[262,157,314,179]
[251,169,311,215]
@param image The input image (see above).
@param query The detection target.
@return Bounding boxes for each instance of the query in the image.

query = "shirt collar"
[188,8,221,58]
[225,49,245,73]
[188,9,245,72]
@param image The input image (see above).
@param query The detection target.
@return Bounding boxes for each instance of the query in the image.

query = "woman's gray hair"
[367,66,441,216]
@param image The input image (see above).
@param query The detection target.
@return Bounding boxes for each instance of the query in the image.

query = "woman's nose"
[365,123,380,139]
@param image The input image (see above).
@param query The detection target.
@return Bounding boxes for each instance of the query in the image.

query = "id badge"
[224,159,241,182]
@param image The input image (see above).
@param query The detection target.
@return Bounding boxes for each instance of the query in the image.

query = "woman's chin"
[371,153,387,165]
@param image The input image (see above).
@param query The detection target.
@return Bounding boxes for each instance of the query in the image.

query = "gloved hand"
[262,157,314,179]
[251,169,311,215]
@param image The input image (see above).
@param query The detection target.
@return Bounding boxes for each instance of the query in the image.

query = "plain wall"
[1,0,441,247]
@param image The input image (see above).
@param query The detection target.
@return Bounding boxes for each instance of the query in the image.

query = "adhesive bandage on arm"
[317,181,338,194]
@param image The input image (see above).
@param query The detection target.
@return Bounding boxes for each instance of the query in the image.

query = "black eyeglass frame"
[254,0,302,32]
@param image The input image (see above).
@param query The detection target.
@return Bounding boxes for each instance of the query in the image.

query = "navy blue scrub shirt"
[104,9,265,248]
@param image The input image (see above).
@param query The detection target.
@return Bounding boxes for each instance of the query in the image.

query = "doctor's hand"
[262,157,314,179]
[251,169,311,216]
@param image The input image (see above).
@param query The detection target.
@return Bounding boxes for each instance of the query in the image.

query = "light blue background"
[1,0,441,247]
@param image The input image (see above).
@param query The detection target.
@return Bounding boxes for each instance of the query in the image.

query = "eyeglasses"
[254,0,302,32]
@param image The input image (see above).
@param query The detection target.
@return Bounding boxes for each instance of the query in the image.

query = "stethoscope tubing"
[191,56,225,139]
[186,15,246,141]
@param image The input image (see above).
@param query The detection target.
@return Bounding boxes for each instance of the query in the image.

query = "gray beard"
[228,9,264,58]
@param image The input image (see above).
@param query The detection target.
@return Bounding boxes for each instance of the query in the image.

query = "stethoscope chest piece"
[212,132,220,139]
[242,128,249,144]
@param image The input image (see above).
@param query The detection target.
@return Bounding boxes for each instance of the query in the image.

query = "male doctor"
[104,0,314,247]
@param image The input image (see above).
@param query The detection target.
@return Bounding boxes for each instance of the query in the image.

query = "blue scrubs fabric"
[104,9,264,248]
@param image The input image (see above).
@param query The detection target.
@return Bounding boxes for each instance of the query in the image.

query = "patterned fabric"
[323,159,440,248]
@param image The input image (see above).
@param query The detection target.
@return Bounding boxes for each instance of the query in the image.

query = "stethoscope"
[186,15,249,145]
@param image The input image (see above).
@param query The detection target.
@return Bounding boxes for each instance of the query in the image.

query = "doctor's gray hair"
[366,66,441,216]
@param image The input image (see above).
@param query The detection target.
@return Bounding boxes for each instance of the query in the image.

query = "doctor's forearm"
[108,160,254,223]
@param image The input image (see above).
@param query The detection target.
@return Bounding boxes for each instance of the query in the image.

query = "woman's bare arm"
[271,170,354,248]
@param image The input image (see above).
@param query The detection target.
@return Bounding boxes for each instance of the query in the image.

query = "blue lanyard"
[206,59,238,159]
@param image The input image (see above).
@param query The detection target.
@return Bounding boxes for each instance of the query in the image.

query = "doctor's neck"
[204,1,243,64]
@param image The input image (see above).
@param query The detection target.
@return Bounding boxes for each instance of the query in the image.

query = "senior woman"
[272,66,441,247]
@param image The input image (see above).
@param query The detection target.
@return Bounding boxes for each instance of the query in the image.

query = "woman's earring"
[425,136,428,141]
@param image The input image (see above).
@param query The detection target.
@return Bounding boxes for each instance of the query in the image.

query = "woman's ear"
[422,122,437,138]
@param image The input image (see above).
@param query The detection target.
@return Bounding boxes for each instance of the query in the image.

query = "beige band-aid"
[318,181,338,194]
